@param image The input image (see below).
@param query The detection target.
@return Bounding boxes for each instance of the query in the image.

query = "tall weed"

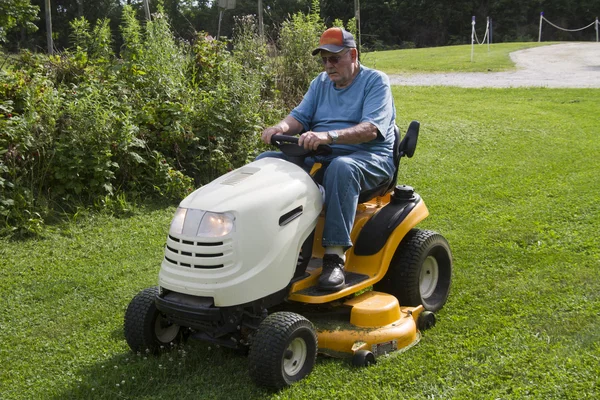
[276,0,324,108]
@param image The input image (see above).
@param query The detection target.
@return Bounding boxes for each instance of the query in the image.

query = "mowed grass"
[2,80,600,398]
[362,42,556,74]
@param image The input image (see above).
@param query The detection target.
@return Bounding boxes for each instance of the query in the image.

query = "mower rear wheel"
[374,229,452,312]
[124,287,184,354]
[248,312,317,390]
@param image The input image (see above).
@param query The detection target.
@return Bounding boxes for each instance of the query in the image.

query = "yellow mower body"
[288,193,429,304]
[315,292,424,359]
[286,191,431,361]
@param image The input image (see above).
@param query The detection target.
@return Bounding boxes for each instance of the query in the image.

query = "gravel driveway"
[389,42,600,88]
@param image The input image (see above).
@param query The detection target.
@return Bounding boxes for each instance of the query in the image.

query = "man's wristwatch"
[327,130,339,144]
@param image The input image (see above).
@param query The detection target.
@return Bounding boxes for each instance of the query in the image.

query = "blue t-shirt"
[290,64,396,157]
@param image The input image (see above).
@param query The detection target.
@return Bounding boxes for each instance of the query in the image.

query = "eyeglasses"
[321,50,350,65]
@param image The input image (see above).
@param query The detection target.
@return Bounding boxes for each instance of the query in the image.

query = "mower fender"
[354,192,424,256]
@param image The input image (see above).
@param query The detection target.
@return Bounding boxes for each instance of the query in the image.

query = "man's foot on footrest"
[318,254,345,291]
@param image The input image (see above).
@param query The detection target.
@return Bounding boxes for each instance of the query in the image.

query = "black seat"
[357,121,420,204]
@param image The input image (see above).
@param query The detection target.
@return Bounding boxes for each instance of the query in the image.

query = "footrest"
[294,272,369,296]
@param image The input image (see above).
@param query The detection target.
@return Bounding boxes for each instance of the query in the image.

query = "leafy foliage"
[0,0,38,43]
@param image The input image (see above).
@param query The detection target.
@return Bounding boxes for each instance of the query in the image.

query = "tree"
[0,0,39,44]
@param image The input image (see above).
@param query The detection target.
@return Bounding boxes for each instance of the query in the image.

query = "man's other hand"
[298,131,330,150]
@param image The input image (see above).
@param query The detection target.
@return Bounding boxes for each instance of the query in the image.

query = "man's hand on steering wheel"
[298,131,331,150]
[261,126,283,145]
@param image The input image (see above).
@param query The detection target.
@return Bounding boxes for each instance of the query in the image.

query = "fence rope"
[471,16,491,62]
[542,16,596,32]
[539,12,599,42]
[473,24,489,45]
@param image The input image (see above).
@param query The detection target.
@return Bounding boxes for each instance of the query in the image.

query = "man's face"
[320,48,356,88]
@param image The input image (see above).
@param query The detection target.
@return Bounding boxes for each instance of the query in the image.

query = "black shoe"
[318,254,345,291]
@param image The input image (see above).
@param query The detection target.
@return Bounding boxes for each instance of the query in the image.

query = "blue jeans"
[256,149,395,249]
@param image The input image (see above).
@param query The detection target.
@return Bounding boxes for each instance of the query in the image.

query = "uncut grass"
[362,42,556,74]
[1,87,599,399]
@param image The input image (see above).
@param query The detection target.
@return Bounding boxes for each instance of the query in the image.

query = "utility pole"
[217,0,236,40]
[143,0,151,21]
[258,0,264,40]
[354,0,361,55]
[45,0,53,54]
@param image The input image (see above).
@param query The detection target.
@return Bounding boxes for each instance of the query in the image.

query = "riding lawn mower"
[124,121,453,390]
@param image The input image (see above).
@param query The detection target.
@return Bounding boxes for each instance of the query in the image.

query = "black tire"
[248,312,318,390]
[417,311,437,331]
[352,350,376,367]
[374,229,452,312]
[124,287,183,354]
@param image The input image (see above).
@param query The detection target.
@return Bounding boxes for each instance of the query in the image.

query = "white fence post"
[471,16,475,62]
[486,16,490,51]
[538,11,544,42]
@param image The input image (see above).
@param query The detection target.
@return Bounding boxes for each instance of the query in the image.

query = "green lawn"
[362,42,556,74]
[2,64,599,399]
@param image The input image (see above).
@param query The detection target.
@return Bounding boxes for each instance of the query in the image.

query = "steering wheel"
[270,134,332,159]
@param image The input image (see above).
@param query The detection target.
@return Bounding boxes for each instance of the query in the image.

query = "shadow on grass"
[2,198,175,243]
[51,340,274,400]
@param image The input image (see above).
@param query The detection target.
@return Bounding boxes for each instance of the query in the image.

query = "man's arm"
[261,115,304,145]
[298,122,378,150]
[326,122,378,144]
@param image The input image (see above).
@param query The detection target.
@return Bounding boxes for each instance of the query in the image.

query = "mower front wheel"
[124,287,184,354]
[248,312,318,390]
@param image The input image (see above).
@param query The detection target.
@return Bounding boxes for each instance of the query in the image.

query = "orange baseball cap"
[312,27,357,56]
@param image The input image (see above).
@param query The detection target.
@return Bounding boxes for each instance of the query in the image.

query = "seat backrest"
[357,121,419,204]
[398,120,420,159]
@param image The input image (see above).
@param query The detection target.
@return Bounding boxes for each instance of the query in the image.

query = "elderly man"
[259,27,396,291]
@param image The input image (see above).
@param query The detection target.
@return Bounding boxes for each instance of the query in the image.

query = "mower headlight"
[197,211,235,237]
[170,207,188,235]
[169,207,235,237]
